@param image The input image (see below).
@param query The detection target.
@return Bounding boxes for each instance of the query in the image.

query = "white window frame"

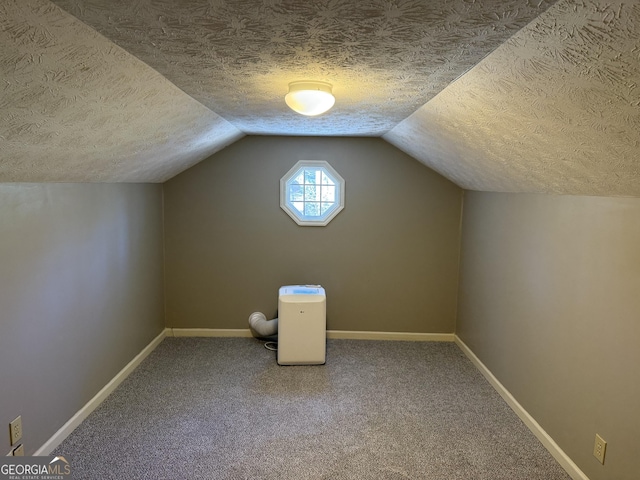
[280,160,345,226]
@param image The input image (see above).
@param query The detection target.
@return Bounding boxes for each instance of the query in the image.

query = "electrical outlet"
[9,416,22,446]
[593,434,607,464]
[12,444,24,457]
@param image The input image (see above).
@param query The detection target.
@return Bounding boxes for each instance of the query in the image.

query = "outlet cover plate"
[593,433,607,464]
[12,444,24,456]
[9,416,22,446]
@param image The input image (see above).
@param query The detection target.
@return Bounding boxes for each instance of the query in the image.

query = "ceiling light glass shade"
[285,81,335,116]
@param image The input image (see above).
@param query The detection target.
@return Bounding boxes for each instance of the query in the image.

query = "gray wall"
[457,191,640,480]
[164,136,463,333]
[0,183,165,455]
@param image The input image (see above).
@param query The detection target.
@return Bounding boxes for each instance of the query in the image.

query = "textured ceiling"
[0,0,638,196]
[0,0,242,182]
[385,0,640,196]
[48,0,553,136]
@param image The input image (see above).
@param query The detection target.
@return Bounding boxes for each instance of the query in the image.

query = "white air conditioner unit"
[277,285,326,366]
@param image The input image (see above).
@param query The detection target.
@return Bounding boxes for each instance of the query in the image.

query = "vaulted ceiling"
[1,0,639,196]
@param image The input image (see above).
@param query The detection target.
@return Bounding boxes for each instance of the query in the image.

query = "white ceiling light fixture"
[285,81,335,116]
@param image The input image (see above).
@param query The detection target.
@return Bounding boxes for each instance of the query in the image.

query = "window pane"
[304,169,318,185]
[321,185,335,202]
[293,170,304,185]
[304,185,317,201]
[305,202,320,216]
[289,184,303,201]
[321,202,334,215]
[321,170,335,186]
[292,201,304,214]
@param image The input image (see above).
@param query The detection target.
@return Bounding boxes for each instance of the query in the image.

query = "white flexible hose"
[248,311,278,337]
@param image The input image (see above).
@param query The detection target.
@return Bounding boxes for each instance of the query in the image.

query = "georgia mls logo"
[0,456,72,479]
[49,457,71,474]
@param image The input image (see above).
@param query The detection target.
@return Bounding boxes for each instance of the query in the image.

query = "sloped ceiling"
[0,0,242,182]
[385,0,640,197]
[1,0,638,196]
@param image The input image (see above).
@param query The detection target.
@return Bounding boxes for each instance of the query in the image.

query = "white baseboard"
[168,328,253,337]
[327,330,455,341]
[167,328,454,342]
[35,328,169,456]
[454,336,589,480]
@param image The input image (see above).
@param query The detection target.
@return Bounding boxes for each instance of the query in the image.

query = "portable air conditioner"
[277,285,326,365]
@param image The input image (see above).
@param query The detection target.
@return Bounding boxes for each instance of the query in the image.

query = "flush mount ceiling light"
[285,81,335,116]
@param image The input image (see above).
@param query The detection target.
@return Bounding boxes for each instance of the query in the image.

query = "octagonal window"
[280,160,345,226]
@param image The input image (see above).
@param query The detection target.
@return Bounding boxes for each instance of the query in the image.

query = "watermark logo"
[0,456,72,480]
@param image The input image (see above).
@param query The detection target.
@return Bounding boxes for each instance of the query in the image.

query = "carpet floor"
[54,337,571,479]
